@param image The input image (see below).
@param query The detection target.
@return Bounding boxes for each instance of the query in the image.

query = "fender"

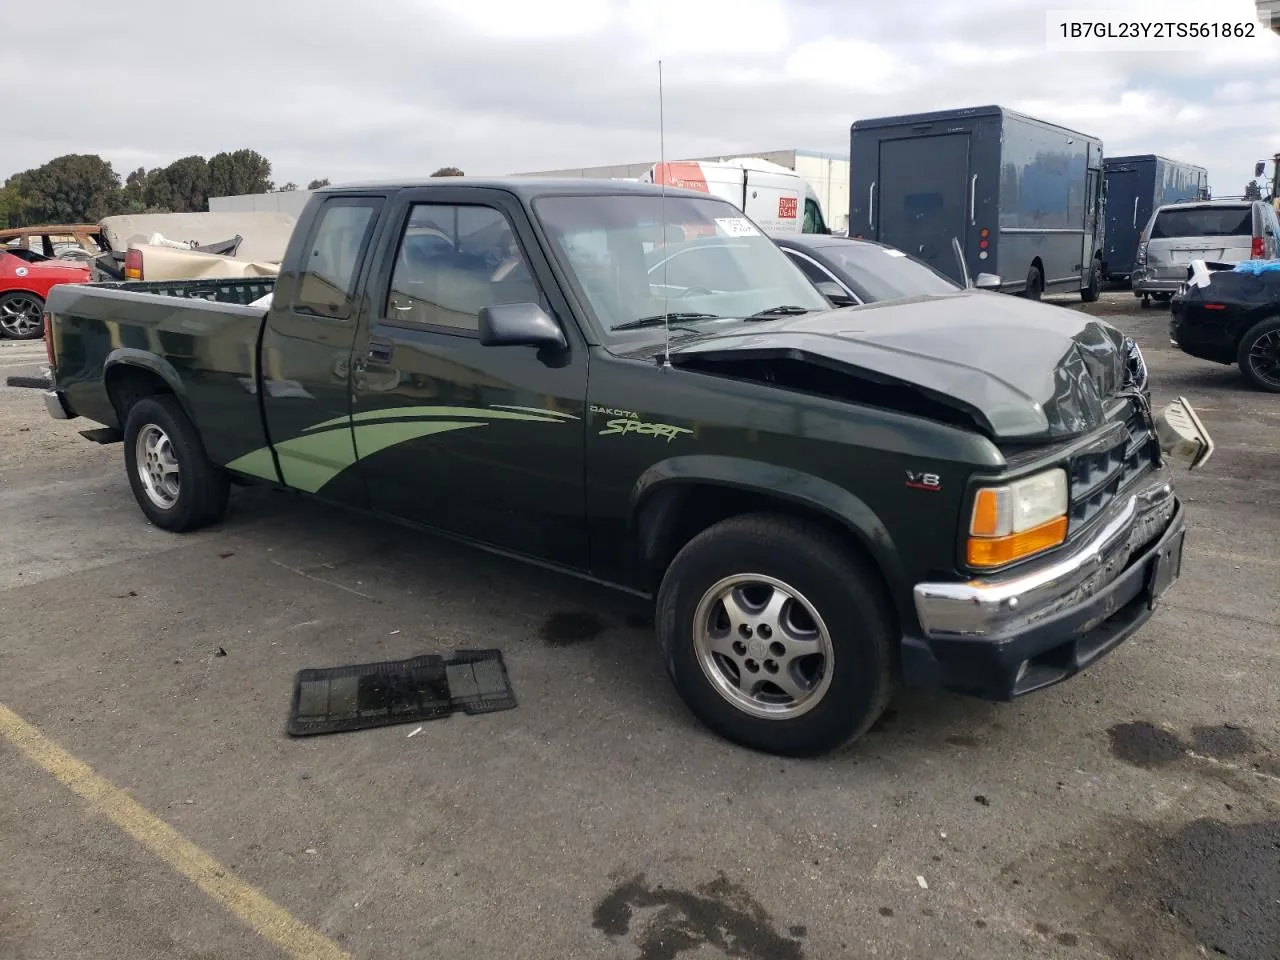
[103,349,197,427]
[630,454,908,615]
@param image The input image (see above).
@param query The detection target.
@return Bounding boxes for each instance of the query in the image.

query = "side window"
[385,203,539,332]
[785,249,835,287]
[296,199,382,320]
[802,199,827,234]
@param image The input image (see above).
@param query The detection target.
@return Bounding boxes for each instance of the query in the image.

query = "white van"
[644,157,831,237]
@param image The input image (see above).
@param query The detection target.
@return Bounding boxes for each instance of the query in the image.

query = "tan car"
[0,224,106,264]
[96,211,296,282]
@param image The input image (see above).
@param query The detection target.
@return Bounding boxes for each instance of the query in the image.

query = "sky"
[3,0,1279,200]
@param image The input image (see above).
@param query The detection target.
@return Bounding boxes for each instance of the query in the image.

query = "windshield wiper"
[612,312,721,331]
[744,305,815,320]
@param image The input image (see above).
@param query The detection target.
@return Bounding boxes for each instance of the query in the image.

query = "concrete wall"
[208,190,313,219]
[209,147,854,231]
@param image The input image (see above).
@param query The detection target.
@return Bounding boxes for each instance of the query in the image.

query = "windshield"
[532,194,830,334]
[818,242,961,300]
[1150,206,1252,239]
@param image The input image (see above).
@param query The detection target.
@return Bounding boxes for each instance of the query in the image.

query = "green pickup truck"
[41,178,1209,756]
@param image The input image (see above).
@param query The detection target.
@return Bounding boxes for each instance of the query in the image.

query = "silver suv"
[1131,199,1279,306]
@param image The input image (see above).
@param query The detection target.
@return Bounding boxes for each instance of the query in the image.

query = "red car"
[1,247,92,340]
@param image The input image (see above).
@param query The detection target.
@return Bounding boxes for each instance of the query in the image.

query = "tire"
[656,513,895,757]
[0,291,45,340]
[1023,265,1043,301]
[1237,317,1280,394]
[1080,261,1101,303]
[1140,295,1152,309]
[122,395,230,531]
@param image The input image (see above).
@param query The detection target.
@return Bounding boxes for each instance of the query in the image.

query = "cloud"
[1,0,1277,202]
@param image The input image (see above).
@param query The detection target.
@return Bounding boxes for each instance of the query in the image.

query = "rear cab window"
[294,198,385,319]
[1149,206,1253,239]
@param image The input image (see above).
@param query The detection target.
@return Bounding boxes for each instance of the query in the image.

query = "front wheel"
[1238,317,1280,393]
[123,395,230,531]
[1080,261,1101,303]
[1023,265,1044,301]
[656,513,895,757]
[0,291,45,340]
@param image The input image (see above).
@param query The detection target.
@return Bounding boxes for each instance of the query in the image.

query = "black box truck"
[849,105,1105,302]
[1101,154,1209,284]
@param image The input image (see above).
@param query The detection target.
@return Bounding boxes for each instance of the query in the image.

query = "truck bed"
[45,277,276,467]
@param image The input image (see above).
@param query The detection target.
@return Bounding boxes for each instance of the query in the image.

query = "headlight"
[967,468,1068,567]
[1125,338,1148,392]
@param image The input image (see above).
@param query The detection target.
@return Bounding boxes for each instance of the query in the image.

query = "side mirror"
[974,273,1002,290]
[814,280,856,306]
[1255,161,1267,178]
[477,302,567,349]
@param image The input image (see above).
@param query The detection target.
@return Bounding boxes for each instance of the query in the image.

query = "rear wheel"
[122,395,230,531]
[0,292,45,340]
[1238,317,1280,393]
[656,513,895,757]
[1023,265,1044,301]
[1080,261,1101,303]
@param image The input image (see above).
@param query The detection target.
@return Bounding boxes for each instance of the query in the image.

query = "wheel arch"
[630,456,909,629]
[103,350,194,428]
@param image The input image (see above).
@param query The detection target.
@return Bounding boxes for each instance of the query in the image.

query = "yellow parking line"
[0,703,350,960]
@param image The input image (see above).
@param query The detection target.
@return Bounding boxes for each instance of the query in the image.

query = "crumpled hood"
[664,291,1133,442]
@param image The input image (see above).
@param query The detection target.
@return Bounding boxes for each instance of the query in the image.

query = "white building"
[511,149,851,233]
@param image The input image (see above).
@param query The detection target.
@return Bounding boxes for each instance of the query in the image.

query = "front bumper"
[904,471,1185,699]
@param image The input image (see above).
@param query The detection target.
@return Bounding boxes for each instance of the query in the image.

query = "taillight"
[124,248,143,280]
[43,312,55,367]
[1251,236,1265,259]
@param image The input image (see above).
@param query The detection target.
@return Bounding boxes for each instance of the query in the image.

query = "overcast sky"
[4,0,1278,198]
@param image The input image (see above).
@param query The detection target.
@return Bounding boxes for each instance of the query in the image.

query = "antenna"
[658,58,670,367]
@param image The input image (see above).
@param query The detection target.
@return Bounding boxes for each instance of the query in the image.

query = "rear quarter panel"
[47,283,267,465]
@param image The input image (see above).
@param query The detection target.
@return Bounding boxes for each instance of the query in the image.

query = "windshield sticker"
[714,217,761,238]
[592,406,693,443]
[882,249,907,258]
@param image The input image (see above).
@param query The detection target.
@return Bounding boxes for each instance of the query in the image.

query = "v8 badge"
[905,470,941,491]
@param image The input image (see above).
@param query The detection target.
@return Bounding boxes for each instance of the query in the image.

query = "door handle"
[970,175,977,224]
[367,339,393,364]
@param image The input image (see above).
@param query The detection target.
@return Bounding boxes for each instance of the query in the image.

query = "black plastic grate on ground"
[285,649,515,737]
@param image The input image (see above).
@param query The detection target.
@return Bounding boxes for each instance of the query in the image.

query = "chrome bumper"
[913,471,1178,641]
[43,389,71,420]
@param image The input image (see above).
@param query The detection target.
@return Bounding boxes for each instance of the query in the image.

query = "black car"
[772,234,1000,306]
[1170,263,1280,393]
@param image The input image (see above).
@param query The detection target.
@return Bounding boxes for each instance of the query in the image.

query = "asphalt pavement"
[0,292,1277,960]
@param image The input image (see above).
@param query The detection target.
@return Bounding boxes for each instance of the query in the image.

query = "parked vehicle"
[1171,259,1280,392]
[850,105,1105,302]
[42,177,1208,756]
[646,157,832,236]
[92,211,296,283]
[1101,155,1208,284]
[772,234,1000,306]
[0,245,91,339]
[1131,199,1280,306]
[1,224,106,266]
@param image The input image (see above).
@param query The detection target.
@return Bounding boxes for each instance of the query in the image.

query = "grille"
[1066,398,1159,531]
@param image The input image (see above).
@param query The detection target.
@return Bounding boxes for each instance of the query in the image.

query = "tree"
[307,178,330,190]
[143,155,211,213]
[206,149,273,199]
[1244,180,1262,200]
[431,166,464,177]
[5,154,121,223]
[0,183,28,228]
[276,182,299,193]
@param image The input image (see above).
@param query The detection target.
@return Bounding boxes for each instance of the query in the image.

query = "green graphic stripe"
[490,404,580,420]
[224,421,484,493]
[303,405,564,433]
